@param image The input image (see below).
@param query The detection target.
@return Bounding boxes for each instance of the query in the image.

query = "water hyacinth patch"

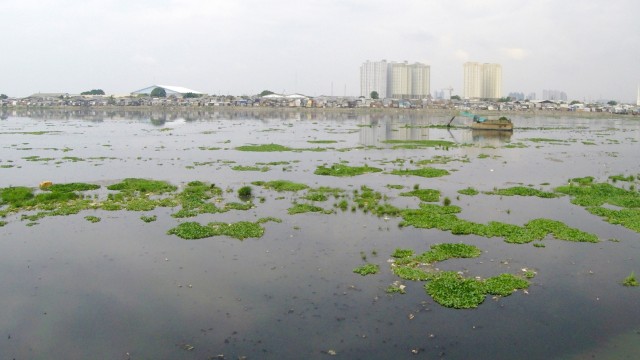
[314,163,382,177]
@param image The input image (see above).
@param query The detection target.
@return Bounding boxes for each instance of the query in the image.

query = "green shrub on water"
[353,263,379,276]
[457,187,479,196]
[0,221,7,227]
[232,165,270,172]
[225,202,253,211]
[84,215,101,223]
[622,272,639,287]
[443,197,451,206]
[238,186,252,198]
[337,199,349,211]
[400,189,440,202]
[587,207,640,232]
[390,167,450,178]
[314,163,382,177]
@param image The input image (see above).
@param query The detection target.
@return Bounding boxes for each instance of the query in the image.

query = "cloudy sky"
[1,0,638,102]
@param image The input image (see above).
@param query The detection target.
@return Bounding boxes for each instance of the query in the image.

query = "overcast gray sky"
[1,0,638,102]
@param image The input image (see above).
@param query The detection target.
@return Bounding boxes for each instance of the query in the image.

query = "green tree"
[370,91,379,100]
[150,87,166,97]
[183,92,202,98]
[259,90,275,97]
[451,95,461,100]
[0,94,8,99]
[81,89,105,95]
[570,100,581,105]
[607,100,617,106]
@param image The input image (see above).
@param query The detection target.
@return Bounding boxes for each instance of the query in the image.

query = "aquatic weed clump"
[287,203,329,215]
[353,263,379,276]
[555,177,640,232]
[399,204,598,244]
[390,167,450,178]
[252,180,309,192]
[314,163,383,177]
[167,220,266,240]
[400,188,440,202]
[485,186,559,198]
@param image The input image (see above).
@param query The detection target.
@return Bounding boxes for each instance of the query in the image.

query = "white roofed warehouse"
[131,85,204,97]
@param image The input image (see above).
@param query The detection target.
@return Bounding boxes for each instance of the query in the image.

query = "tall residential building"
[360,60,430,99]
[463,62,502,99]
[360,60,388,98]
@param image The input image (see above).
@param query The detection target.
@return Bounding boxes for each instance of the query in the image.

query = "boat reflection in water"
[471,129,513,144]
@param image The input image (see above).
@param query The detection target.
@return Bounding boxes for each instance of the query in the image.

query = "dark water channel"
[0,109,639,359]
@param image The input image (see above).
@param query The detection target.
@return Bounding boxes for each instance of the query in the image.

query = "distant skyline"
[1,0,639,102]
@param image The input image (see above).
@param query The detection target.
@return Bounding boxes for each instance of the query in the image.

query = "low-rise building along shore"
[1,93,638,115]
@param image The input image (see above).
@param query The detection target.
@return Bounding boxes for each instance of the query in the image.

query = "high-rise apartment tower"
[361,60,430,99]
[463,62,502,99]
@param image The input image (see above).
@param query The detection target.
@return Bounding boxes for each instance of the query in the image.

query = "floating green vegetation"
[107,178,177,194]
[236,143,293,152]
[582,141,597,145]
[353,263,379,276]
[609,174,637,182]
[197,146,221,151]
[383,139,455,148]
[0,221,7,227]
[386,244,529,309]
[352,185,400,216]
[314,163,383,177]
[252,180,308,192]
[257,161,291,166]
[303,193,328,202]
[167,220,265,240]
[622,272,639,287]
[23,155,55,162]
[386,184,404,190]
[416,155,469,165]
[171,181,224,218]
[425,272,486,308]
[525,138,568,143]
[232,165,270,172]
[477,153,490,159]
[399,204,598,244]
[3,131,59,135]
[45,183,100,192]
[238,186,252,199]
[485,186,559,198]
[458,187,479,196]
[0,165,15,169]
[400,188,440,202]
[390,167,450,178]
[555,177,640,232]
[0,186,35,208]
[287,203,329,215]
[503,142,528,148]
[140,215,157,223]
[225,202,253,211]
[307,140,337,144]
[84,215,101,223]
[385,282,406,294]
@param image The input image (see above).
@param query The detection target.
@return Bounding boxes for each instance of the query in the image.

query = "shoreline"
[1,105,638,120]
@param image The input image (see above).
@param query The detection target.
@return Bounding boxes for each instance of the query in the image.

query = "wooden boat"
[470,116,513,131]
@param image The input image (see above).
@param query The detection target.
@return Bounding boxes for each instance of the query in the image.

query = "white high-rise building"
[360,60,388,98]
[463,62,502,99]
[361,60,430,99]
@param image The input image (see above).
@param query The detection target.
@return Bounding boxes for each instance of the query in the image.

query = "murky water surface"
[1,109,639,359]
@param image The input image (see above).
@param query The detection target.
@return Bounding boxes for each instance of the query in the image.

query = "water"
[0,109,639,359]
